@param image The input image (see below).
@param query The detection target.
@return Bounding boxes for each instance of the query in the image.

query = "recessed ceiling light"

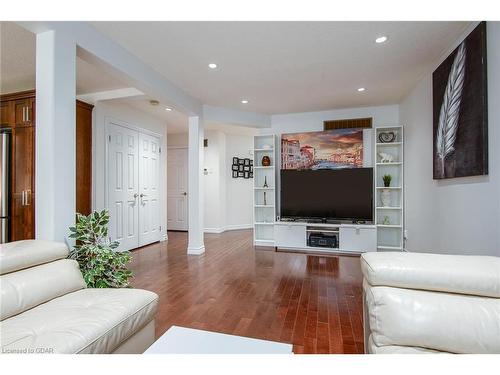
[357,87,366,92]
[208,63,218,69]
[241,99,249,104]
[149,100,159,106]
[165,107,172,111]
[375,36,388,44]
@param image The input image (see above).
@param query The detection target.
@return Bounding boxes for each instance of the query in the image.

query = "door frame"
[167,145,189,231]
[104,117,165,245]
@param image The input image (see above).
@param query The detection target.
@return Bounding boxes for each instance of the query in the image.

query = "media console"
[274,221,376,254]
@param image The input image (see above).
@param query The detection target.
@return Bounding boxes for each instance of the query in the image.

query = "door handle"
[25,190,31,206]
[182,192,187,196]
[21,191,25,206]
[26,106,29,121]
[140,193,147,198]
[133,193,139,198]
[22,107,26,122]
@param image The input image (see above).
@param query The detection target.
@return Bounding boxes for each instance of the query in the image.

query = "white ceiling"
[0,22,128,95]
[91,21,471,114]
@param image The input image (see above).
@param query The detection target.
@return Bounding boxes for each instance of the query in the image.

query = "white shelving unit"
[374,126,404,252]
[253,134,276,247]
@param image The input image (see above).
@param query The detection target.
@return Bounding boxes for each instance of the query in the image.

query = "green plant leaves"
[68,210,133,288]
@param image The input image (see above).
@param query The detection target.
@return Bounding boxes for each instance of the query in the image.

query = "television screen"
[280,168,373,221]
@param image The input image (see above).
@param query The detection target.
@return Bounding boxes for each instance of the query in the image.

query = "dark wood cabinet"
[11,125,35,241]
[0,90,93,241]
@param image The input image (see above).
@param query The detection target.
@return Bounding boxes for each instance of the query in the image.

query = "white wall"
[224,133,255,230]
[93,100,168,240]
[400,22,500,256]
[167,128,256,232]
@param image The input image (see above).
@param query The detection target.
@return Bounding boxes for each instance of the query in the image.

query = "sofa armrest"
[361,252,500,298]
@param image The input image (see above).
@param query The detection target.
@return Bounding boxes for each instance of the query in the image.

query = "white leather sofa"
[361,252,500,354]
[0,240,158,354]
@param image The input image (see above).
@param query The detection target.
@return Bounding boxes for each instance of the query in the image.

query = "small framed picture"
[232,157,238,164]
[244,171,250,179]
[238,159,245,165]
[238,165,244,172]
[249,160,253,166]
[249,172,253,178]
[243,165,250,172]
[244,158,250,166]
[232,164,238,171]
[238,171,244,177]
[232,171,238,178]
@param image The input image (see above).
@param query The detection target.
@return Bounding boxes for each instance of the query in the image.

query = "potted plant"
[382,174,392,187]
[69,210,133,288]
[381,174,392,207]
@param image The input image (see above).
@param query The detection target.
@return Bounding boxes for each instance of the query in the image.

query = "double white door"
[107,123,161,251]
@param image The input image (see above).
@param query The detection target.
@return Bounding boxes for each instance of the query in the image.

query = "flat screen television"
[280,168,373,222]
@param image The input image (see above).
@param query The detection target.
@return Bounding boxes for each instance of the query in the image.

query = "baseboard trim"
[187,245,205,255]
[204,224,252,234]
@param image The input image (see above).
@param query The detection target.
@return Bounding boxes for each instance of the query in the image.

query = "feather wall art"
[432,22,488,179]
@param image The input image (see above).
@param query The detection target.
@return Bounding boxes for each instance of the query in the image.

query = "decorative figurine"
[263,176,268,188]
[263,192,267,206]
[382,216,390,225]
[261,155,271,166]
[378,152,394,163]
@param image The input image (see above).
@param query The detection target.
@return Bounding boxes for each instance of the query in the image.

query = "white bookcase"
[374,126,404,251]
[253,134,276,246]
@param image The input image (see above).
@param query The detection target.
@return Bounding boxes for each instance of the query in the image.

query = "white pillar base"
[187,245,206,255]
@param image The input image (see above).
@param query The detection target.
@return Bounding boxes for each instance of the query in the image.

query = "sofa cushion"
[361,252,500,298]
[0,288,158,354]
[364,282,500,354]
[367,335,445,354]
[0,240,68,275]
[1,259,86,320]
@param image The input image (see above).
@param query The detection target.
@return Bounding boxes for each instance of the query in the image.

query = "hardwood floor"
[130,229,365,354]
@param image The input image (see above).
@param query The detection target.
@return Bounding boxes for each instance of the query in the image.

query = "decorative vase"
[261,155,271,167]
[381,189,391,207]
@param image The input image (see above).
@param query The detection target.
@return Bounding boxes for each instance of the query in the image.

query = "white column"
[35,30,76,242]
[187,116,205,254]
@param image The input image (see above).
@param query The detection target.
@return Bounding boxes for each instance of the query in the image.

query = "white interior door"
[167,148,188,231]
[138,133,161,246]
[107,123,139,252]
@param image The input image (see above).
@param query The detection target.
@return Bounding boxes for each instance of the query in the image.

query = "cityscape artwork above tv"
[281,128,364,170]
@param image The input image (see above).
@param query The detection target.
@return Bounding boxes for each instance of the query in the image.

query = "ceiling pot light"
[149,100,160,106]
[241,99,249,104]
[357,87,366,92]
[208,63,218,69]
[375,36,388,44]
[165,107,172,111]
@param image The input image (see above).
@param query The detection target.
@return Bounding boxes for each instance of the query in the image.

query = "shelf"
[376,186,402,189]
[376,126,403,130]
[376,162,402,166]
[254,148,274,152]
[254,166,275,169]
[376,206,402,210]
[306,229,339,234]
[254,187,275,190]
[376,142,402,146]
[377,245,403,251]
[377,225,402,228]
[255,205,275,208]
[255,134,274,138]
[255,222,275,226]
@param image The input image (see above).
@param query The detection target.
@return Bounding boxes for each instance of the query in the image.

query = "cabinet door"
[14,99,34,127]
[1,101,13,128]
[76,103,93,216]
[275,224,306,248]
[339,227,376,253]
[11,126,35,241]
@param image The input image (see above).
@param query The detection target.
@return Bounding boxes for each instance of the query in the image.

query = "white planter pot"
[381,189,391,207]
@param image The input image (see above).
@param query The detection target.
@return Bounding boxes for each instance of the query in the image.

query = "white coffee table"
[145,326,293,354]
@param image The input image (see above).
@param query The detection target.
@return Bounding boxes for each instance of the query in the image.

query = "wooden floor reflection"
[130,229,364,354]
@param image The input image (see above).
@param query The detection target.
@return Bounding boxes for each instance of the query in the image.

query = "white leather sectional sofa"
[361,252,500,354]
[0,240,158,354]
